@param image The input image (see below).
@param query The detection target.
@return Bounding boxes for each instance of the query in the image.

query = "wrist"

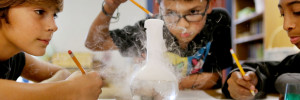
[102,1,120,19]
[102,1,119,15]
[191,74,200,89]
[103,4,116,15]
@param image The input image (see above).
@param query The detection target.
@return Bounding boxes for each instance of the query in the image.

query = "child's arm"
[21,53,70,82]
[40,69,71,83]
[85,0,127,51]
[0,71,103,100]
[179,72,219,90]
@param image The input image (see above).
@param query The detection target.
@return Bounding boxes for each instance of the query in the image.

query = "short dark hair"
[0,0,25,27]
[0,0,63,28]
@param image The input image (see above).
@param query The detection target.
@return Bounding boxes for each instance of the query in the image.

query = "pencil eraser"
[149,12,154,17]
[68,50,72,54]
[230,49,234,54]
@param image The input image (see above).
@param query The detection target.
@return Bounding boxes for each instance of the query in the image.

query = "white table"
[98,87,279,100]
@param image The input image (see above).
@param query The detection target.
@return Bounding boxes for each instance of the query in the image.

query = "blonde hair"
[0,0,63,27]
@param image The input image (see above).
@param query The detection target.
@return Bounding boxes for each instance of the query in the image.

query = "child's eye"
[280,14,284,17]
[35,10,45,15]
[293,11,300,16]
[190,10,201,15]
[166,11,177,15]
[54,13,58,19]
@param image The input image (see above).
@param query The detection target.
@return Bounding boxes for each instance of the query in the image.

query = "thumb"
[66,71,83,80]
[244,71,258,86]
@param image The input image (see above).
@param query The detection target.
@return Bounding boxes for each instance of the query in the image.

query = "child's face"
[279,0,300,49]
[161,0,212,44]
[1,3,59,56]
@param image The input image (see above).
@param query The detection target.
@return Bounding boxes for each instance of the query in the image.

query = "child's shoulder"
[207,8,231,25]
[210,8,230,16]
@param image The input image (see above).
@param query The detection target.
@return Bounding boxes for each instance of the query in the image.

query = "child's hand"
[104,0,127,9]
[66,71,103,100]
[227,71,258,100]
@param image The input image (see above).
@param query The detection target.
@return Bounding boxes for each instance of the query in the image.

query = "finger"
[141,53,146,59]
[228,78,254,99]
[66,71,83,80]
[228,77,243,96]
[70,71,83,77]
[88,71,100,77]
[243,71,256,81]
[231,72,243,80]
[244,72,258,90]
[229,85,250,99]
[73,71,82,74]
[236,87,253,97]
[236,78,253,90]
[87,71,103,81]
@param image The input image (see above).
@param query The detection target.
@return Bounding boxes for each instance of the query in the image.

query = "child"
[222,0,300,99]
[0,0,103,99]
[85,0,232,90]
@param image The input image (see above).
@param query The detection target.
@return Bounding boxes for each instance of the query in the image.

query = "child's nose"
[47,18,58,32]
[177,17,189,28]
[283,15,296,32]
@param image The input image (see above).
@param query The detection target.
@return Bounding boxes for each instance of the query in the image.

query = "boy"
[86,0,232,89]
[0,0,103,99]
[222,0,300,99]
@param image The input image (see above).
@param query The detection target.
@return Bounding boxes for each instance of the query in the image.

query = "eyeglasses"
[162,2,209,24]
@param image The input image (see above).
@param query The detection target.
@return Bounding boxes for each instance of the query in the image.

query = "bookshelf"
[232,0,264,60]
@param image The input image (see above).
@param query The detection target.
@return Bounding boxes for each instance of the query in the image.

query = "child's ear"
[206,0,215,14]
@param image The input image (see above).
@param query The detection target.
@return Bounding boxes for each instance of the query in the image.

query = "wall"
[51,0,147,52]
[264,0,294,49]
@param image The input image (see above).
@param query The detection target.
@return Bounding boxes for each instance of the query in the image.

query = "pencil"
[230,49,255,96]
[129,0,153,16]
[68,50,86,74]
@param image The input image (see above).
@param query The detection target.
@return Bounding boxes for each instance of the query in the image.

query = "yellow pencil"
[230,49,255,96]
[129,0,153,16]
[68,50,86,74]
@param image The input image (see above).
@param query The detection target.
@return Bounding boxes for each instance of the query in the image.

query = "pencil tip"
[251,90,256,96]
[149,13,154,17]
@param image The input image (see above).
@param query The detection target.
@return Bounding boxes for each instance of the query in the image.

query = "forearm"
[85,3,119,51]
[180,72,219,90]
[0,79,74,100]
[41,69,71,83]
[22,54,63,82]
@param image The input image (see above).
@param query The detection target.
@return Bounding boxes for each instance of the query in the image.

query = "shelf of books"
[232,0,265,60]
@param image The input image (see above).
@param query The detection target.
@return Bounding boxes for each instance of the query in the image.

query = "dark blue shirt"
[0,52,25,80]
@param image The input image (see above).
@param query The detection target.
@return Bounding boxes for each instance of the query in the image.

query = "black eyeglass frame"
[161,0,210,23]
